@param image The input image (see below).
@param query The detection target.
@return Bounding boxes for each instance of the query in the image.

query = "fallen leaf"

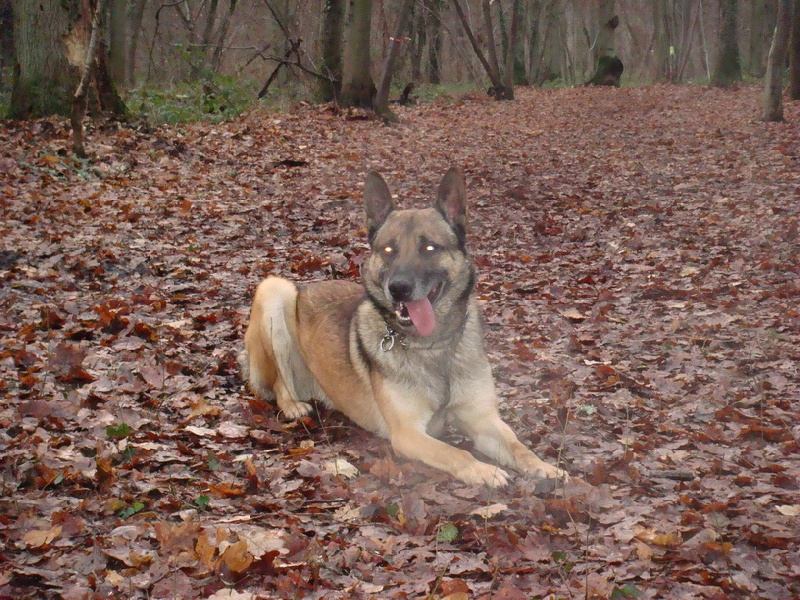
[470,503,509,519]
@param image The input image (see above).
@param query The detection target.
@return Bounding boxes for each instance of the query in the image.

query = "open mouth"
[393,282,442,336]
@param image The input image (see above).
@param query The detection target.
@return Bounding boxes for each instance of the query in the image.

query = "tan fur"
[240,170,567,487]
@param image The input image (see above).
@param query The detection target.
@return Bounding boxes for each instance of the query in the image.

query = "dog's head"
[362,169,475,338]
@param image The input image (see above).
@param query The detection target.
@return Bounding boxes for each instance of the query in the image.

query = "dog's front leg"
[451,377,568,481]
[373,379,510,487]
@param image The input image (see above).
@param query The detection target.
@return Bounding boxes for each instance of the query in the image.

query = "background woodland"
[2,0,800,121]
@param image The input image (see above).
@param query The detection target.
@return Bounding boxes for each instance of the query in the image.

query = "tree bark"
[127,0,147,85]
[587,1,622,86]
[748,0,768,77]
[450,0,504,91]
[763,0,792,120]
[210,0,238,71]
[9,0,82,118]
[789,0,800,99]
[410,1,425,81]
[427,1,443,84]
[712,0,742,87]
[482,0,502,84]
[319,0,346,101]
[375,0,413,116]
[340,0,376,108]
[108,0,126,86]
[651,0,672,82]
[677,3,700,82]
[72,0,106,157]
[502,0,521,99]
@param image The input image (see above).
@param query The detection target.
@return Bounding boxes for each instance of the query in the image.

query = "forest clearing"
[1,83,799,598]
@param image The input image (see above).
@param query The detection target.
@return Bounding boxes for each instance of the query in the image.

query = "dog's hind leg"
[243,277,318,420]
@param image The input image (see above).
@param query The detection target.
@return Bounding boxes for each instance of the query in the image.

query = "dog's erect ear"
[435,168,467,247]
[364,171,396,241]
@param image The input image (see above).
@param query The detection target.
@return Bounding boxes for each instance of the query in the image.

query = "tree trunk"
[340,0,376,108]
[763,0,792,120]
[409,1,425,81]
[210,0,238,71]
[450,0,504,92]
[652,0,672,82]
[502,0,521,99]
[194,0,220,78]
[127,0,147,85]
[594,0,616,61]
[93,34,127,115]
[427,1,443,84]
[481,0,503,85]
[319,0,346,101]
[73,0,106,157]
[748,0,768,77]
[676,2,700,82]
[0,2,11,72]
[587,0,622,86]
[375,0,413,116]
[712,0,742,87]
[108,0,126,86]
[9,0,82,118]
[789,0,800,99]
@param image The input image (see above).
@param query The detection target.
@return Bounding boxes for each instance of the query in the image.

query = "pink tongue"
[406,298,436,336]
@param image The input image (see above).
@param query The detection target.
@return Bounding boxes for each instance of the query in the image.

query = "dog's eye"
[383,246,394,254]
[423,243,439,253]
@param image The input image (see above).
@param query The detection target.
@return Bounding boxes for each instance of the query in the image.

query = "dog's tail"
[240,277,321,418]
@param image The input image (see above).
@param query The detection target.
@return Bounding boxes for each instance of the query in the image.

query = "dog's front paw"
[518,454,569,481]
[457,462,510,487]
[278,399,314,420]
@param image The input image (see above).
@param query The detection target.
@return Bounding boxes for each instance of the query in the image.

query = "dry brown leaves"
[1,84,798,598]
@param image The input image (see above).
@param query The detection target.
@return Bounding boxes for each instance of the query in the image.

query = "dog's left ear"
[364,171,396,242]
[435,168,467,246]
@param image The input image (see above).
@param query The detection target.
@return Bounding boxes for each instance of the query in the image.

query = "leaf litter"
[0,85,798,598]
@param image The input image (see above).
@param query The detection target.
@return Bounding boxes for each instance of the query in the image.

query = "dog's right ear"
[364,171,396,241]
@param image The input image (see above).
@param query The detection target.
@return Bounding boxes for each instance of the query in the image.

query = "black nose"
[388,279,413,302]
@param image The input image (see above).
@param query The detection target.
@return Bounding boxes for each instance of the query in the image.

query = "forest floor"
[1,84,799,599]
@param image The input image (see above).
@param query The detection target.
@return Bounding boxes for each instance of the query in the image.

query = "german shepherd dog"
[239,169,567,486]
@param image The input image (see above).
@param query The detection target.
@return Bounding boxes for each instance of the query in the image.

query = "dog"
[239,168,566,487]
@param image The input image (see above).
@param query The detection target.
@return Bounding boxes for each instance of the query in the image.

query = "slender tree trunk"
[108,0,126,86]
[73,0,106,157]
[127,0,147,85]
[698,0,711,79]
[482,0,503,83]
[375,0,413,115]
[195,0,220,77]
[789,0,800,99]
[764,0,792,120]
[340,0,376,108]
[409,1,428,82]
[652,0,671,82]
[677,3,700,82]
[211,0,237,71]
[712,0,742,87]
[9,0,82,118]
[450,0,503,90]
[502,0,520,99]
[427,1,443,83]
[749,0,768,77]
[93,34,127,115]
[319,0,345,101]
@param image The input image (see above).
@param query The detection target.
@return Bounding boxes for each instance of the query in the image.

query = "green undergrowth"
[127,76,259,124]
